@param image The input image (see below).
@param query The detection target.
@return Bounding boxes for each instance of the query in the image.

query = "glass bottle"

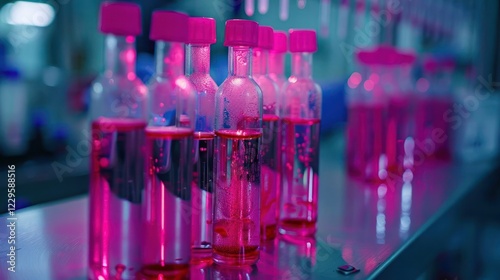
[362,48,388,183]
[383,47,405,176]
[278,30,321,237]
[185,17,218,263]
[268,31,287,90]
[88,3,147,279]
[415,57,441,162]
[213,19,262,266]
[253,25,280,241]
[346,51,369,178]
[140,11,196,278]
[387,51,416,174]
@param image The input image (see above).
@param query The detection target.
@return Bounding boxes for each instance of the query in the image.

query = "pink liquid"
[415,97,432,153]
[191,132,215,263]
[261,114,280,240]
[386,96,414,174]
[361,104,387,182]
[89,118,146,280]
[142,126,194,275]
[415,97,452,162]
[432,98,452,160]
[278,118,320,237]
[213,129,262,266]
[346,103,366,177]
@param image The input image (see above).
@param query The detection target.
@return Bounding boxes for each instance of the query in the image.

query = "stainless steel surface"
[1,137,497,279]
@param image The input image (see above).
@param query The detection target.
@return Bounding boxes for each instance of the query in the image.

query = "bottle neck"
[228,46,252,77]
[105,35,136,77]
[155,41,185,78]
[252,48,268,75]
[269,52,285,76]
[291,52,313,78]
[185,44,211,75]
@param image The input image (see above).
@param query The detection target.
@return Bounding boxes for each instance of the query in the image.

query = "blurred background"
[0,0,499,278]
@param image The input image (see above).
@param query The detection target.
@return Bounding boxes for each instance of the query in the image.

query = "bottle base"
[88,267,109,280]
[213,246,260,266]
[89,264,138,280]
[278,218,316,237]
[137,263,189,280]
[260,223,277,241]
[191,247,213,265]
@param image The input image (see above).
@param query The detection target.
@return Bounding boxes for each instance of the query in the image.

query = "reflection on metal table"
[1,136,498,279]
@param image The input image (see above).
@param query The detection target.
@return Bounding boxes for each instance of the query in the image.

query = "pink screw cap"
[373,44,397,66]
[150,11,189,42]
[271,31,287,53]
[400,51,416,65]
[357,50,376,65]
[289,29,317,53]
[224,19,259,47]
[257,26,274,50]
[99,2,142,36]
[188,17,216,45]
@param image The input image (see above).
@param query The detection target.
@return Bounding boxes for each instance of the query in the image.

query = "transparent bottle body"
[347,70,384,182]
[185,44,218,262]
[386,64,416,174]
[141,126,193,278]
[361,101,387,182]
[346,64,389,181]
[253,48,280,241]
[346,101,367,177]
[140,41,196,277]
[415,95,452,161]
[346,68,368,177]
[433,67,453,161]
[213,46,263,266]
[278,53,321,237]
[415,70,452,162]
[361,64,388,183]
[88,35,148,280]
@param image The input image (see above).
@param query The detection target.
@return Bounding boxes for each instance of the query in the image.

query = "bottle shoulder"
[89,74,148,120]
[282,77,322,94]
[217,76,263,96]
[92,73,146,88]
[148,74,196,94]
[253,74,278,95]
[90,74,147,98]
[187,73,218,94]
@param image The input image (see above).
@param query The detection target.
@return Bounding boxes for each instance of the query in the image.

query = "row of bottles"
[346,45,453,183]
[243,0,473,44]
[88,2,322,279]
